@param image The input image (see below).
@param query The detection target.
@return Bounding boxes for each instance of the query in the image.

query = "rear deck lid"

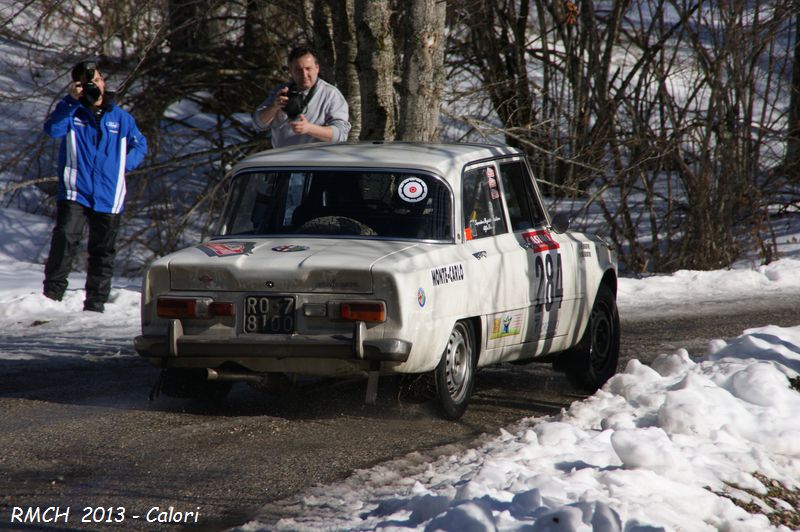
[166,238,418,294]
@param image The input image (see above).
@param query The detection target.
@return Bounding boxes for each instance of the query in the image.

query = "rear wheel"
[559,283,620,391]
[434,321,476,420]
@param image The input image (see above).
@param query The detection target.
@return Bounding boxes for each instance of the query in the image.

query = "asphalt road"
[1,300,798,531]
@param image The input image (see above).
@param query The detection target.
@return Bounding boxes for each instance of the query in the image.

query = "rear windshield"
[220,170,452,241]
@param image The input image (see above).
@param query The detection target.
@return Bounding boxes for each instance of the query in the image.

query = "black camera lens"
[284,86,304,120]
[74,60,101,102]
[83,82,102,102]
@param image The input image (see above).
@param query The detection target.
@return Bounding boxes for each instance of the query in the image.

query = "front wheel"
[434,321,476,420]
[559,283,620,391]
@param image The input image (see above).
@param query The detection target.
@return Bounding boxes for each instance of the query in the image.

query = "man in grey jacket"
[253,46,351,148]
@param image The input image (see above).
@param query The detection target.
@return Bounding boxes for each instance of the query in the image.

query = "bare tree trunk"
[397,0,446,141]
[787,13,800,170]
[244,0,269,53]
[462,0,535,151]
[303,0,361,140]
[329,0,361,140]
[354,0,395,140]
[310,0,336,81]
[167,0,209,53]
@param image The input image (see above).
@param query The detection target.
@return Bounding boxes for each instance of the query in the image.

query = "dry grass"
[711,472,800,529]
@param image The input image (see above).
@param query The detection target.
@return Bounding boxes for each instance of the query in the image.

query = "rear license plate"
[243,296,295,334]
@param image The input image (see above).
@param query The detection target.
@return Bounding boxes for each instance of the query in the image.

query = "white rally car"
[135,142,619,419]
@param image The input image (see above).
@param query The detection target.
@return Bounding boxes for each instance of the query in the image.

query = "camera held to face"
[81,61,102,103]
[284,83,304,121]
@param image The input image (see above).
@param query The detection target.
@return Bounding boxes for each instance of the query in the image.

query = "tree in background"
[0,0,449,270]
[446,0,797,272]
[353,0,396,140]
[306,0,446,141]
[787,12,800,172]
[0,0,797,274]
[397,0,447,141]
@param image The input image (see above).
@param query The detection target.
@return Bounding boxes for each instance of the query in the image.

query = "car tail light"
[157,297,235,318]
[209,301,236,316]
[339,301,386,323]
[157,297,198,318]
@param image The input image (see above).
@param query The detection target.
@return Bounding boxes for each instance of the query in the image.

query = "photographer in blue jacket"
[42,60,147,312]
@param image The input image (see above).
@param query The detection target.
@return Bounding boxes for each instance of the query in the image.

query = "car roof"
[231,141,524,179]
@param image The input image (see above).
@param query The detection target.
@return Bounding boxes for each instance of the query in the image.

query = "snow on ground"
[0,207,141,359]
[1,205,799,531]
[235,281,800,531]
[236,328,800,531]
[618,259,800,319]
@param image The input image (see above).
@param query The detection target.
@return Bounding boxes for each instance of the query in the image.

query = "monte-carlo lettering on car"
[430,263,465,287]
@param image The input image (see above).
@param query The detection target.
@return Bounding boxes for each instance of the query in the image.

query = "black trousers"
[43,200,121,305]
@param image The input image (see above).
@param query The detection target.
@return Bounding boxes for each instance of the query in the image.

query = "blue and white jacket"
[44,95,147,214]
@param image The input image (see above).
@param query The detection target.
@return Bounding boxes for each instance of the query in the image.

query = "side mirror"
[551,212,570,233]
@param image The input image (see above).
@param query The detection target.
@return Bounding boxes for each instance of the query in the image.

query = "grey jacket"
[253,78,351,148]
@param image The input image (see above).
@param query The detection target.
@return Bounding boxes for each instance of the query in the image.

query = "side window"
[498,160,546,231]
[462,164,507,240]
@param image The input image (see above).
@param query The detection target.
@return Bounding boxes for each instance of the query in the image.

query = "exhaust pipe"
[206,368,265,383]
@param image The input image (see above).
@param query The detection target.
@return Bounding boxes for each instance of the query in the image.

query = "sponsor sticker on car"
[521,229,560,253]
[197,242,255,257]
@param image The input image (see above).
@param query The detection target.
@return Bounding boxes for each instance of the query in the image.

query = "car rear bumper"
[134,319,411,363]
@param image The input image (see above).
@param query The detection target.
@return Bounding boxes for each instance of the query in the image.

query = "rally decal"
[417,287,427,308]
[272,245,309,252]
[489,311,523,340]
[197,241,255,257]
[522,229,560,253]
[485,167,500,199]
[398,177,428,203]
[430,263,465,286]
[475,216,502,233]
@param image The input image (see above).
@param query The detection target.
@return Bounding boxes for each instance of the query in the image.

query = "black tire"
[559,283,620,391]
[294,216,377,236]
[434,321,476,420]
[160,368,233,400]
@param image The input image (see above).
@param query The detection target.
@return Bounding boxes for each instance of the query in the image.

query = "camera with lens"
[283,83,304,121]
[80,61,102,103]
